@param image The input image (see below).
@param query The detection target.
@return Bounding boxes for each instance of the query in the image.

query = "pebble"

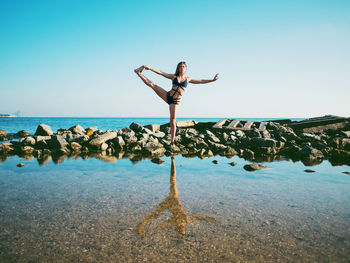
[16,163,25,167]
[212,160,219,164]
[304,169,315,173]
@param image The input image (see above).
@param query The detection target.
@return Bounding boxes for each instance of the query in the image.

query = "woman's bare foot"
[134,66,144,74]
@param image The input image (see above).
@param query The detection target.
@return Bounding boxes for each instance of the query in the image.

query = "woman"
[134,61,219,143]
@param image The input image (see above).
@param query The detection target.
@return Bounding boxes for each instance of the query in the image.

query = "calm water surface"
[0,153,349,262]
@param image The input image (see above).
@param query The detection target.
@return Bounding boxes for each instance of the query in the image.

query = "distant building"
[0,114,16,118]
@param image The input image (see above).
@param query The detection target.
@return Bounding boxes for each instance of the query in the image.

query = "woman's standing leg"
[134,66,168,103]
[169,104,178,143]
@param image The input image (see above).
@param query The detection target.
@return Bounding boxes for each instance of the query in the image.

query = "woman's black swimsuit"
[167,77,188,105]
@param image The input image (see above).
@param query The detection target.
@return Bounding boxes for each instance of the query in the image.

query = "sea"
[0,117,349,262]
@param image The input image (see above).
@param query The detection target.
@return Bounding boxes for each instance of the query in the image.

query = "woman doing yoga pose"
[134,62,219,143]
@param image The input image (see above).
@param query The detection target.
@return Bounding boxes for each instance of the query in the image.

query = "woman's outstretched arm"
[143,65,175,80]
[188,73,219,84]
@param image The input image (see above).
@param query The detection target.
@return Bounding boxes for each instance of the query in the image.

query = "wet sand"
[0,155,350,262]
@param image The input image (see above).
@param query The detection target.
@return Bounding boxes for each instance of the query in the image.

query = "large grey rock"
[205,130,220,143]
[130,122,144,133]
[51,135,69,149]
[100,142,108,151]
[298,145,324,160]
[250,137,278,148]
[35,124,53,136]
[21,136,36,146]
[144,124,160,133]
[144,141,160,151]
[69,125,85,135]
[89,131,118,148]
[114,136,125,148]
[340,131,350,138]
[70,142,82,151]
[152,131,165,138]
[176,120,198,128]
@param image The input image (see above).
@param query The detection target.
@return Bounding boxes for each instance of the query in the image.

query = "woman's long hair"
[174,61,187,76]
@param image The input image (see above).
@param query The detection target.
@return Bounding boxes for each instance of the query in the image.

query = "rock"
[243,164,270,171]
[243,149,255,159]
[15,130,29,137]
[260,130,271,139]
[212,160,219,164]
[169,144,181,153]
[100,142,108,151]
[51,135,69,149]
[17,163,25,167]
[114,136,125,149]
[22,136,36,146]
[124,135,138,144]
[35,136,52,143]
[21,146,34,154]
[144,141,159,151]
[340,131,350,138]
[205,130,220,143]
[229,161,237,166]
[300,133,321,141]
[235,130,245,138]
[298,145,324,161]
[146,147,165,156]
[224,146,238,156]
[70,142,82,151]
[187,128,198,136]
[85,128,94,137]
[152,131,166,138]
[0,130,6,137]
[176,120,198,128]
[343,172,350,175]
[143,128,154,135]
[130,122,144,133]
[130,144,142,152]
[144,124,160,133]
[89,131,118,148]
[250,137,278,148]
[304,169,315,173]
[151,157,164,164]
[69,125,85,135]
[34,124,53,136]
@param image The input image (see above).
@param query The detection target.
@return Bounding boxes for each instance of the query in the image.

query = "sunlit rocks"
[144,124,160,133]
[34,124,53,136]
[89,131,118,148]
[20,136,36,146]
[69,124,85,135]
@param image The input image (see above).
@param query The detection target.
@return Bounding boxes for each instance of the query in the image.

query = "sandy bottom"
[0,155,350,262]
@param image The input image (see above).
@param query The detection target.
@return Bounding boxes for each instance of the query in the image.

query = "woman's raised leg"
[169,104,178,143]
[134,66,167,103]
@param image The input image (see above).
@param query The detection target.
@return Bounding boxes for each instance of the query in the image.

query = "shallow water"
[0,154,350,262]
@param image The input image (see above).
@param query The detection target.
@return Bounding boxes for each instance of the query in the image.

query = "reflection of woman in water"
[134,62,219,143]
[137,157,215,238]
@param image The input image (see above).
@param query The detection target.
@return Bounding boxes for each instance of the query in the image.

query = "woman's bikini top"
[172,76,188,89]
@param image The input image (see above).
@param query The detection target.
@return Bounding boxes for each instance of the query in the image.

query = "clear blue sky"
[0,0,349,118]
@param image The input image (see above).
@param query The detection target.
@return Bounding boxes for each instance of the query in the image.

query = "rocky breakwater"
[1,120,350,166]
